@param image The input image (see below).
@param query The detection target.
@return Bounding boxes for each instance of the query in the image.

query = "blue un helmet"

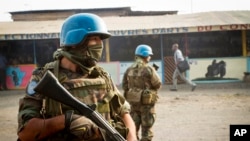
[60,13,111,47]
[135,44,153,57]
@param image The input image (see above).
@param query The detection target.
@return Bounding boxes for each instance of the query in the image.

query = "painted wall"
[100,58,247,86]
[5,57,247,90]
[98,62,120,86]
[247,57,250,72]
[188,57,247,81]
[6,64,36,89]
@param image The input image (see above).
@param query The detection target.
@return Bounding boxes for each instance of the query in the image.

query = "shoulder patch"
[26,80,38,95]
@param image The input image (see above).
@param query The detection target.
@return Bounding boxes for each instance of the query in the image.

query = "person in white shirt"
[171,43,196,91]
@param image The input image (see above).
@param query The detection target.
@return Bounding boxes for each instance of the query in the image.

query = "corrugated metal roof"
[0,10,250,35]
[104,10,250,30]
[0,21,62,34]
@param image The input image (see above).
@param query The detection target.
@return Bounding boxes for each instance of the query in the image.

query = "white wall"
[99,57,247,85]
[188,57,247,81]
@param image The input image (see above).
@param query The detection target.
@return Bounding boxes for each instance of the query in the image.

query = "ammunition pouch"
[125,88,143,103]
[141,90,158,105]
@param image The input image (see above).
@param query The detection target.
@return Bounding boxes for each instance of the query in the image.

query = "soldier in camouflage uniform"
[17,13,137,141]
[122,45,162,141]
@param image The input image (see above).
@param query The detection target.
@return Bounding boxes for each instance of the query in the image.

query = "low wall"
[5,57,248,90]
[188,57,248,81]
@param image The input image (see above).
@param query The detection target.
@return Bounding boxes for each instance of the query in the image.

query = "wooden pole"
[242,30,247,57]
[105,39,110,62]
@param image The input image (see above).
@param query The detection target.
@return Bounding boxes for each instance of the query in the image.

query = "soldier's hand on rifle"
[65,110,106,141]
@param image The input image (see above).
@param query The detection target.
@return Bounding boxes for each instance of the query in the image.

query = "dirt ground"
[0,82,250,141]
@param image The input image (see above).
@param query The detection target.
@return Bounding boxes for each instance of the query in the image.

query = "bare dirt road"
[0,82,250,141]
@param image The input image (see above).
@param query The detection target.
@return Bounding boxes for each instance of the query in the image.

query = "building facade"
[0,8,250,89]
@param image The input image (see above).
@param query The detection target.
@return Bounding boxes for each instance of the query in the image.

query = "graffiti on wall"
[6,65,36,89]
[205,59,226,78]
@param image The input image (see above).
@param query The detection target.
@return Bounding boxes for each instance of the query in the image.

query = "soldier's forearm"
[122,113,137,141]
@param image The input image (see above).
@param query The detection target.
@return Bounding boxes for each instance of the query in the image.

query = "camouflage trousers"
[130,103,156,141]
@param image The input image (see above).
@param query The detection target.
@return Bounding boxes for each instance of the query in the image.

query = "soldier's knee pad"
[141,113,156,127]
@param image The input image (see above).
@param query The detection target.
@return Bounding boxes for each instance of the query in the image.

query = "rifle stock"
[34,70,126,141]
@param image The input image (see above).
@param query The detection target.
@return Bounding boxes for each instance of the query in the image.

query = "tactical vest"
[127,63,151,89]
[42,61,119,121]
[125,61,160,105]
[62,77,112,120]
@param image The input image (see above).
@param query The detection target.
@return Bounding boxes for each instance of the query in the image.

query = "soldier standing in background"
[122,44,162,141]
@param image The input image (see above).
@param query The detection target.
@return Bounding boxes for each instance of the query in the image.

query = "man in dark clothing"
[0,52,8,90]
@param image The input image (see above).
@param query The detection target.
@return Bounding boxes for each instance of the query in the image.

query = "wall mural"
[6,65,36,89]
[205,59,226,78]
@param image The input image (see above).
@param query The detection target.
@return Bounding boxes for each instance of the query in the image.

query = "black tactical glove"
[65,110,106,141]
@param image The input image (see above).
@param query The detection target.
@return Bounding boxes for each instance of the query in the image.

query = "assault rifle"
[34,70,126,141]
